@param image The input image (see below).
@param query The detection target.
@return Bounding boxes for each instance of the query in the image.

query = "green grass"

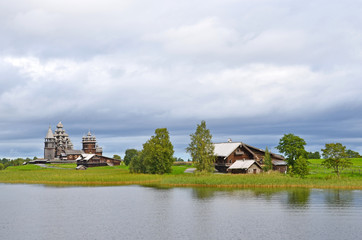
[308,158,362,178]
[0,161,361,189]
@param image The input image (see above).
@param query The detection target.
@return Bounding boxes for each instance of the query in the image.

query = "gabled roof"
[272,160,287,166]
[228,160,261,170]
[213,141,285,160]
[213,142,241,158]
[76,154,96,161]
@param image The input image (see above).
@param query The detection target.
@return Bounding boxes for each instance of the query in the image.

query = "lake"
[0,184,361,240]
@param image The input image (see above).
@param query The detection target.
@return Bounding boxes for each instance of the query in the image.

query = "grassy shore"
[0,161,362,189]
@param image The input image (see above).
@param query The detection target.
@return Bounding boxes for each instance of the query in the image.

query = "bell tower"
[44,126,55,160]
[82,131,97,154]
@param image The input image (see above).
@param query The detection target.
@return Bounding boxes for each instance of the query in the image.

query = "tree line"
[0,158,32,170]
[124,121,215,174]
[119,121,359,178]
[275,133,356,178]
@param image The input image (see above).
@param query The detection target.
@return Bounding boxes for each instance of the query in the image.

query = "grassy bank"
[1,163,362,189]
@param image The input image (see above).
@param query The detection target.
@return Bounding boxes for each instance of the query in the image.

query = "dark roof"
[272,160,287,166]
[65,149,84,155]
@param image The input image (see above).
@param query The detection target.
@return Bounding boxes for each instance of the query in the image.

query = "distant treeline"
[307,149,360,159]
[0,158,32,170]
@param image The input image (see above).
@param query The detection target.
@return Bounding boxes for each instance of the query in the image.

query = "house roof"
[65,149,84,155]
[272,160,287,166]
[228,160,259,170]
[213,142,242,158]
[213,141,285,160]
[76,154,95,161]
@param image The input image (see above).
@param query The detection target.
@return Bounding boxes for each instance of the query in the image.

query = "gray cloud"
[1,0,362,158]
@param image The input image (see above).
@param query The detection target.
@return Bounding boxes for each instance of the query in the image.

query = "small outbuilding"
[272,160,288,174]
[227,160,262,174]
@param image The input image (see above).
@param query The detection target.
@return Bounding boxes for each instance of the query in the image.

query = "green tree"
[129,151,145,173]
[276,133,307,167]
[186,120,215,173]
[175,157,185,162]
[12,158,24,166]
[113,154,121,160]
[345,149,360,158]
[293,156,310,178]
[124,149,138,166]
[321,143,352,177]
[0,163,4,170]
[263,147,273,171]
[307,151,321,159]
[142,128,175,174]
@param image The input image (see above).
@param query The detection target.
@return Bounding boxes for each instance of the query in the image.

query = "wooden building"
[272,160,288,174]
[227,160,262,174]
[213,140,287,173]
[76,154,122,167]
[41,122,120,167]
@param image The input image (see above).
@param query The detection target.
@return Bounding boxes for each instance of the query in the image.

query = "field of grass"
[0,160,361,189]
[308,158,362,178]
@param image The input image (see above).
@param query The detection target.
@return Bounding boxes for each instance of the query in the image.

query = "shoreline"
[1,180,361,190]
[1,164,362,189]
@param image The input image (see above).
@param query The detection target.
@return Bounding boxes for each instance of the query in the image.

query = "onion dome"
[57,121,63,128]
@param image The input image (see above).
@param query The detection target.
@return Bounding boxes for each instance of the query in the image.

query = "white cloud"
[150,17,239,54]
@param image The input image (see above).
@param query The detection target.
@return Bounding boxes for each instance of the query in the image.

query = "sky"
[1,0,362,159]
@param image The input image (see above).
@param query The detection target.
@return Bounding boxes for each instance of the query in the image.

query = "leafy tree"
[1,158,9,166]
[142,128,175,174]
[129,151,145,173]
[186,120,215,172]
[276,133,307,167]
[263,147,273,171]
[113,154,121,160]
[175,157,185,162]
[293,156,310,178]
[307,151,321,159]
[12,158,24,166]
[321,143,352,177]
[124,149,138,166]
[0,163,4,170]
[345,149,360,158]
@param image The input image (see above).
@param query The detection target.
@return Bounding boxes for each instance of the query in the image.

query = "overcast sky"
[1,0,362,159]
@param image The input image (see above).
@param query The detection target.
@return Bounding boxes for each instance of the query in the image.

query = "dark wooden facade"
[214,142,286,173]
[82,142,96,154]
[77,155,122,167]
[272,160,288,173]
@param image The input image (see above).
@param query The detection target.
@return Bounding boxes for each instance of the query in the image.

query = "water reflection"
[286,188,311,208]
[191,187,311,206]
[325,189,353,207]
[191,187,217,199]
[1,184,361,240]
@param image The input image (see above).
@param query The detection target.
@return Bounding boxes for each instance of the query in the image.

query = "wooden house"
[76,154,122,167]
[227,160,262,174]
[213,140,287,173]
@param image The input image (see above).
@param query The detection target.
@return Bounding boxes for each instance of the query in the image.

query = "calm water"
[0,184,362,240]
